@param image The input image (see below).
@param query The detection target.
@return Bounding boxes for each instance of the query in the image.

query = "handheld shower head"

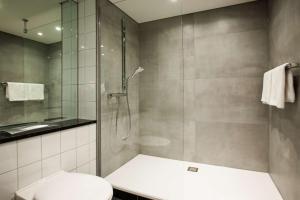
[127,66,144,81]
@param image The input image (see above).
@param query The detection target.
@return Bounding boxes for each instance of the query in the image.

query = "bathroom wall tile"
[61,150,76,171]
[85,32,96,49]
[190,30,269,79]
[84,0,95,16]
[90,141,96,160]
[90,160,96,175]
[61,128,76,152]
[85,15,96,33]
[85,66,96,84]
[18,161,42,188]
[78,18,85,34]
[193,0,268,38]
[0,142,17,174]
[85,102,97,120]
[76,126,90,146]
[63,22,72,38]
[77,163,90,174]
[77,144,90,166]
[194,122,269,171]
[0,170,18,200]
[42,132,61,159]
[84,49,96,66]
[42,155,61,177]
[78,85,87,103]
[183,121,196,161]
[190,78,268,124]
[269,0,300,199]
[78,0,85,19]
[17,137,41,167]
[89,124,96,142]
[79,84,96,103]
[79,67,86,84]
[79,51,85,67]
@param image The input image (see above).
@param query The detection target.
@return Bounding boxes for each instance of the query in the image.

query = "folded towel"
[285,68,295,103]
[26,83,44,100]
[261,71,272,105]
[6,82,27,101]
[261,63,295,109]
[5,82,44,101]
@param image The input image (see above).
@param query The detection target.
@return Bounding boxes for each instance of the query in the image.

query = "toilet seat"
[15,171,113,200]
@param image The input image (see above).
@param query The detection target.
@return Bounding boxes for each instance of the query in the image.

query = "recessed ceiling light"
[55,26,61,31]
[101,44,104,48]
[170,0,177,2]
[37,32,43,36]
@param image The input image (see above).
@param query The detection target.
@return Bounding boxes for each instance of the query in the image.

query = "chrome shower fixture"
[107,66,144,141]
[126,67,144,82]
[22,18,28,34]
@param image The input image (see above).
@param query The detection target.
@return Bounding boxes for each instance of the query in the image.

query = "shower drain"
[187,167,198,172]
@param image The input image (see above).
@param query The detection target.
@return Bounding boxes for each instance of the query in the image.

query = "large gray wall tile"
[269,0,300,199]
[139,0,269,171]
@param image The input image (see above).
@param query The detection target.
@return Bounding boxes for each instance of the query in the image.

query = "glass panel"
[99,0,141,176]
[99,0,184,176]
[62,0,78,119]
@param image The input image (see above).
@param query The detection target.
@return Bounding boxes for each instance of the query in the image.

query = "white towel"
[26,83,44,100]
[5,82,44,101]
[261,71,272,105]
[6,82,27,101]
[261,63,295,109]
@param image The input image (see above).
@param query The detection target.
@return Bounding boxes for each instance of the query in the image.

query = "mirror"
[0,0,78,126]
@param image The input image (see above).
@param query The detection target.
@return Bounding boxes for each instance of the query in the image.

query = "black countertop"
[0,119,96,144]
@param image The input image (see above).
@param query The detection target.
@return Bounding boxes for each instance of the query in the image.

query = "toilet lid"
[34,172,113,200]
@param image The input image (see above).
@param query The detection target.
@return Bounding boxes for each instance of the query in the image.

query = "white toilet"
[15,171,113,200]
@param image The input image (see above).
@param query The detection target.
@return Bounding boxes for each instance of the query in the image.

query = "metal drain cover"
[187,167,198,172]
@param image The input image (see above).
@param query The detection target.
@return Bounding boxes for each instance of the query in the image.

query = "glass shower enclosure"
[98,0,184,177]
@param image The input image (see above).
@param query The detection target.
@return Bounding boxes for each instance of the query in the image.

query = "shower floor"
[105,154,283,200]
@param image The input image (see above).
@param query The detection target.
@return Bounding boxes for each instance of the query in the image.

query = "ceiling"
[0,0,61,44]
[110,0,256,23]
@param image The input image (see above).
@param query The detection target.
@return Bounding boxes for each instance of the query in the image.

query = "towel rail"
[287,63,300,69]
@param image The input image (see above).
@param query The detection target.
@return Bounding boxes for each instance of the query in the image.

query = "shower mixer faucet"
[107,67,144,140]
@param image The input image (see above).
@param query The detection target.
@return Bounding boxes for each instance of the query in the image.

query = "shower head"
[127,66,144,81]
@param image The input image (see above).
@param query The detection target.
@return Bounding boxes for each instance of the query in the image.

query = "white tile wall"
[76,126,90,146]
[42,132,60,159]
[0,170,17,200]
[77,162,90,174]
[42,155,61,177]
[0,124,97,200]
[17,137,41,167]
[0,142,17,174]
[76,144,90,166]
[78,0,97,120]
[61,128,76,152]
[18,161,42,188]
[61,149,76,171]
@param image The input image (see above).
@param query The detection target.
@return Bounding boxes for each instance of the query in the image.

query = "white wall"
[0,124,96,200]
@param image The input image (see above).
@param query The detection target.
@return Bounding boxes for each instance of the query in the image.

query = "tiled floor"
[106,155,283,200]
